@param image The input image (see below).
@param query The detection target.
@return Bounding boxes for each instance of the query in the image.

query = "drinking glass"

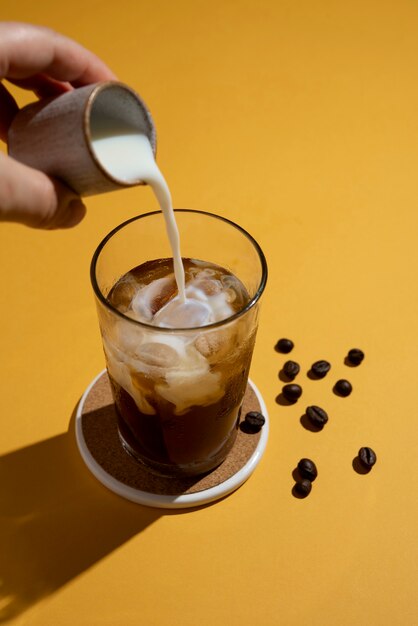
[91,209,267,477]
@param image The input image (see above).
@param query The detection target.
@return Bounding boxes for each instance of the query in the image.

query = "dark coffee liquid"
[105,258,254,477]
[109,367,250,476]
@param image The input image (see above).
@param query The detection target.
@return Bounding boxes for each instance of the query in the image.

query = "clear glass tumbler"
[91,209,267,477]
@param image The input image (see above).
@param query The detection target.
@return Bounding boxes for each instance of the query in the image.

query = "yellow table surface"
[1,2,418,625]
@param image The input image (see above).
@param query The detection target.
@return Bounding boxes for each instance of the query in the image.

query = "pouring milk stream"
[92,132,186,303]
[91,130,234,329]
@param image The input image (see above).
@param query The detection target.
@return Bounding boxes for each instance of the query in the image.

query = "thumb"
[0,152,86,229]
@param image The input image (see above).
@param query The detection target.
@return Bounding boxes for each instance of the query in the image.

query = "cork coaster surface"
[78,371,266,498]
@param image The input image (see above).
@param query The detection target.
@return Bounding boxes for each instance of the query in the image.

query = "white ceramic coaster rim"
[75,369,269,509]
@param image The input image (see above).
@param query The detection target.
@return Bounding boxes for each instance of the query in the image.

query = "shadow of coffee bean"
[344,357,357,367]
[307,369,321,380]
[300,413,324,432]
[292,468,302,481]
[275,393,298,406]
[278,370,293,382]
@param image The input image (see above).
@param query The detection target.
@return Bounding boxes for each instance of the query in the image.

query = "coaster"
[75,370,269,509]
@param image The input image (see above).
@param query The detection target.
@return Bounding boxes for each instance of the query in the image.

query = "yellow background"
[1,1,418,624]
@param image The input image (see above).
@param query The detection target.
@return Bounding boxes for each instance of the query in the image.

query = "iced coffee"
[91,210,267,477]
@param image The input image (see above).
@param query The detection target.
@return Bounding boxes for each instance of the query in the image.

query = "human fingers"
[7,74,71,98]
[0,73,80,142]
[0,152,86,229]
[0,21,116,86]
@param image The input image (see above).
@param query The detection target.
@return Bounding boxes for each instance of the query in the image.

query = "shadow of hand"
[0,410,161,622]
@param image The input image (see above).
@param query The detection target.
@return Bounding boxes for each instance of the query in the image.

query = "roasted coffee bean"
[297,458,318,481]
[358,446,377,468]
[294,479,312,497]
[282,383,302,402]
[334,379,353,397]
[282,360,300,380]
[244,411,265,431]
[347,349,365,366]
[310,360,331,379]
[306,405,328,428]
[275,338,294,353]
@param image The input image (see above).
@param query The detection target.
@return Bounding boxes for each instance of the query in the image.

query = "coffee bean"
[275,338,294,353]
[244,411,265,431]
[334,379,353,397]
[310,360,331,379]
[306,405,328,428]
[347,349,365,366]
[282,383,302,402]
[294,479,312,497]
[282,360,300,380]
[297,458,318,481]
[358,446,377,468]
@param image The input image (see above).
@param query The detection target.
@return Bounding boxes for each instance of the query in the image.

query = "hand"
[0,22,117,229]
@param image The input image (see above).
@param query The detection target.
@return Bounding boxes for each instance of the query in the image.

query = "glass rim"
[90,208,268,333]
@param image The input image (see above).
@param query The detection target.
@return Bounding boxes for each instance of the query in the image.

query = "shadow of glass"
[0,407,162,623]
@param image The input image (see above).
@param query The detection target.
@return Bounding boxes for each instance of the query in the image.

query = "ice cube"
[112,321,144,358]
[153,296,213,328]
[207,292,234,322]
[108,273,139,311]
[193,278,223,296]
[225,288,236,303]
[137,341,180,368]
[194,330,229,362]
[193,265,217,276]
[221,274,247,309]
[187,281,234,323]
[131,274,177,321]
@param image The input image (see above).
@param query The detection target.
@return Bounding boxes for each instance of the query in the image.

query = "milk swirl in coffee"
[92,131,254,476]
